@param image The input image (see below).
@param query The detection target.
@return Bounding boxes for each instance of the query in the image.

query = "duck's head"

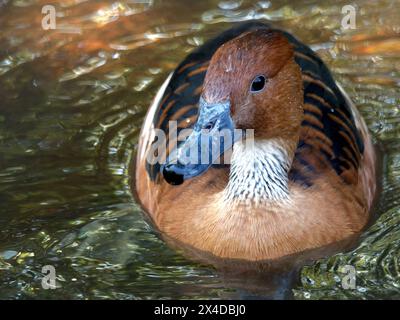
[163,29,304,185]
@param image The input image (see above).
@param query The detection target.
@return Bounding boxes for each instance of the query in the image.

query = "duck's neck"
[223,139,293,206]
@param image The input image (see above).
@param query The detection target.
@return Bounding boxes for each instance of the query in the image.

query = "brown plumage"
[133,22,377,262]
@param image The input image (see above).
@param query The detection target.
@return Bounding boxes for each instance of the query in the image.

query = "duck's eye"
[250,75,266,93]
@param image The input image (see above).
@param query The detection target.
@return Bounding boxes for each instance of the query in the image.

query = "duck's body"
[134,21,376,261]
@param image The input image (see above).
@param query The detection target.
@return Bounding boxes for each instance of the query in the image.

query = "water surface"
[0,0,399,299]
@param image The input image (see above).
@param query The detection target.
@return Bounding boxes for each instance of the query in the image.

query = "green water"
[0,0,399,299]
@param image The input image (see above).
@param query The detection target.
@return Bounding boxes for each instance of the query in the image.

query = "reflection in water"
[0,0,399,299]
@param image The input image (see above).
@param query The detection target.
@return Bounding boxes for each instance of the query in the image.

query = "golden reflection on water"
[0,0,399,299]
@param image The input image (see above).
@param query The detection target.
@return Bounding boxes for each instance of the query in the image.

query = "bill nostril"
[203,120,216,130]
[162,165,184,185]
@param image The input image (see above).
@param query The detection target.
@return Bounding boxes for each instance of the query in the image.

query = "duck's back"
[143,21,372,196]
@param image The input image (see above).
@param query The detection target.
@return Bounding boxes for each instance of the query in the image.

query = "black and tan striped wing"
[283,31,364,186]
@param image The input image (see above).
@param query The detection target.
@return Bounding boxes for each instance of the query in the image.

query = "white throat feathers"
[223,139,292,205]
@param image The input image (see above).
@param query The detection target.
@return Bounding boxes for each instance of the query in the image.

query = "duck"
[133,21,377,262]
